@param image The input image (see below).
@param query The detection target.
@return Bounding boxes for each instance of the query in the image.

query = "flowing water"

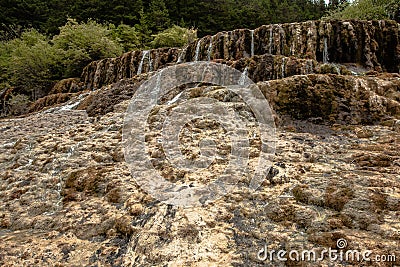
[207,36,214,61]
[281,57,286,78]
[177,47,187,63]
[149,51,154,72]
[250,30,254,57]
[323,37,329,64]
[305,59,314,74]
[269,27,273,54]
[239,67,248,85]
[195,39,201,61]
[137,50,149,75]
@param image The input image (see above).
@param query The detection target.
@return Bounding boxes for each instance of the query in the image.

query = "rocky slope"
[78,20,400,91]
[0,94,399,266]
[0,19,399,266]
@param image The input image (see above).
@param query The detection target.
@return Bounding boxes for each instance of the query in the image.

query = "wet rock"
[259,74,400,124]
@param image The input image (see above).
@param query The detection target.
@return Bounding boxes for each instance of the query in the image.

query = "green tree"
[53,19,123,77]
[6,29,63,99]
[143,0,171,33]
[325,0,399,21]
[151,25,197,48]
[110,24,143,52]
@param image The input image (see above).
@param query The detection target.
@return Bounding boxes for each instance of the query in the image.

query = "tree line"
[1,0,328,39]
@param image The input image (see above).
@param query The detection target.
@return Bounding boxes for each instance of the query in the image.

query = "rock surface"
[0,97,399,266]
[79,20,400,91]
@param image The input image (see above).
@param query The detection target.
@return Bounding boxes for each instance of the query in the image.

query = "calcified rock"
[48,78,82,94]
[74,72,400,124]
[0,89,399,266]
[29,92,80,113]
[1,19,400,266]
[77,20,399,92]
[259,73,400,124]
[214,54,330,82]
[80,48,181,90]
[184,20,400,72]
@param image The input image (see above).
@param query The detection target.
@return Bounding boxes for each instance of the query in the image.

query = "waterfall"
[207,36,214,61]
[137,50,149,75]
[149,51,154,72]
[194,39,201,61]
[250,30,254,57]
[269,27,273,54]
[281,57,286,78]
[305,59,313,74]
[278,24,284,55]
[44,93,89,113]
[323,37,329,64]
[239,67,248,85]
[167,91,183,105]
[177,47,187,64]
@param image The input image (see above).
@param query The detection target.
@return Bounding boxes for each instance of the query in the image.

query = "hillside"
[0,20,399,266]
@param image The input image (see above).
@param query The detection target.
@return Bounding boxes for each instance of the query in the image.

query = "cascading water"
[323,37,329,64]
[281,57,286,78]
[207,36,214,61]
[137,50,149,75]
[43,93,89,113]
[177,47,187,64]
[149,51,154,72]
[239,67,248,85]
[305,59,313,74]
[269,27,273,54]
[250,30,254,57]
[194,39,201,61]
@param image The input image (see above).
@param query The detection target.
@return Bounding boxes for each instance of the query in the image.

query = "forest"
[1,0,329,38]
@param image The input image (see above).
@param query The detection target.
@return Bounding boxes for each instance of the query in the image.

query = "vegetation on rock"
[151,25,197,49]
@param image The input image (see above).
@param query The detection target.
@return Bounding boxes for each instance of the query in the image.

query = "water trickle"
[149,53,154,72]
[177,46,187,63]
[43,93,89,113]
[207,36,214,61]
[239,67,248,85]
[250,30,254,57]
[323,37,329,64]
[195,39,201,61]
[269,27,273,54]
[305,59,313,74]
[281,57,286,78]
[137,50,149,75]
[167,92,183,105]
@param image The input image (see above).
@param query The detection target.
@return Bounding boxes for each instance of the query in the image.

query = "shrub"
[6,29,63,99]
[324,0,400,21]
[53,18,123,77]
[150,25,197,49]
[110,24,142,52]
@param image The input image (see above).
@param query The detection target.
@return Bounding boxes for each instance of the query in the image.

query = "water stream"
[269,27,273,54]
[323,37,329,64]
[207,36,214,61]
[239,67,248,85]
[250,30,254,57]
[194,39,201,61]
[137,50,149,75]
